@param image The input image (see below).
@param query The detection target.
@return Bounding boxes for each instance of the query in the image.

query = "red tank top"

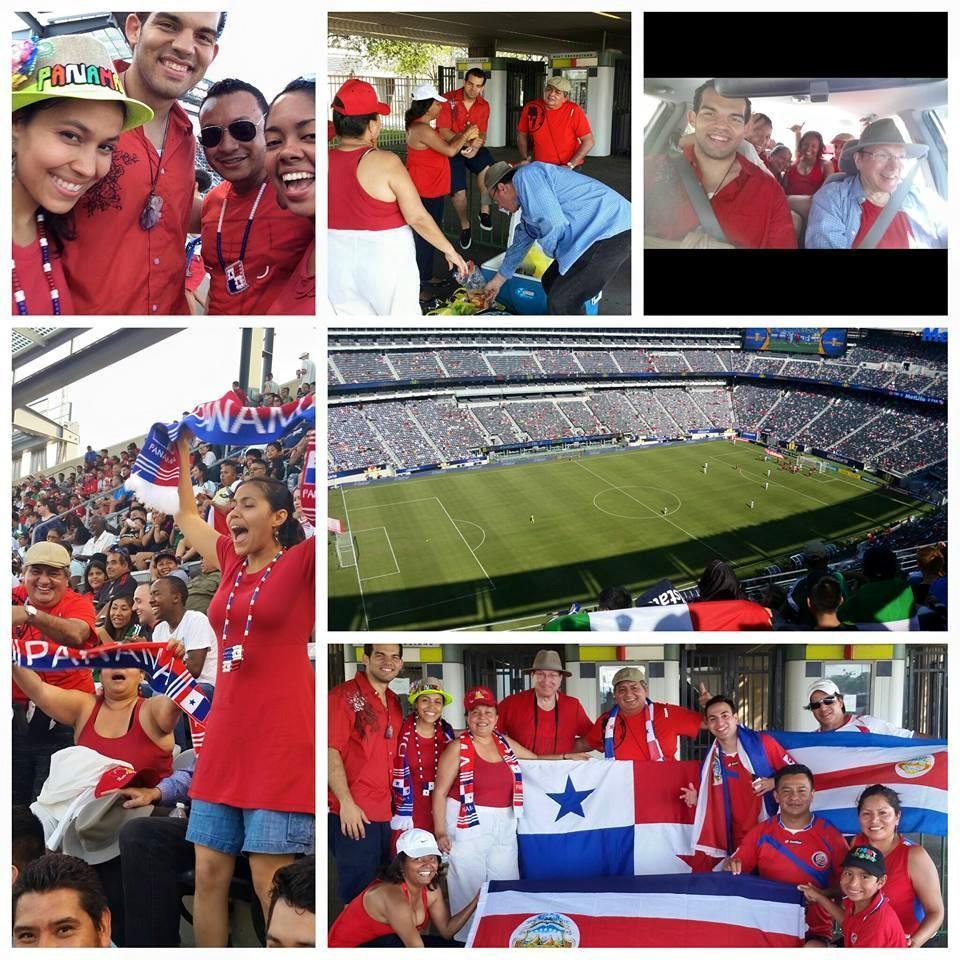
[76,697,173,781]
[783,160,826,196]
[447,754,515,807]
[852,834,921,936]
[328,881,429,947]
[406,134,451,199]
[328,148,407,231]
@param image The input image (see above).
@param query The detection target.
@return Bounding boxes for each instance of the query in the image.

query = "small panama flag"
[178,687,207,717]
[328,517,345,535]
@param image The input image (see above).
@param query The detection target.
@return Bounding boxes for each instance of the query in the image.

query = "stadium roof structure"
[328,11,631,56]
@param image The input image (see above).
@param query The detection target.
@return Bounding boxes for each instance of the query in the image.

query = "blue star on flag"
[546,775,595,820]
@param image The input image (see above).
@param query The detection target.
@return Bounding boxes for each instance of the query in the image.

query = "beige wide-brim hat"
[524,649,571,677]
[12,33,153,132]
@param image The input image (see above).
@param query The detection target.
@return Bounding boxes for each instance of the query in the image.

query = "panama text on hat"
[12,34,153,132]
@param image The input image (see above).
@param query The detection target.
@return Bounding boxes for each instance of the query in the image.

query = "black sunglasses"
[804,696,839,711]
[199,116,264,149]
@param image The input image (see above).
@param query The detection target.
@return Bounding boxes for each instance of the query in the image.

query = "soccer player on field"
[724,764,848,946]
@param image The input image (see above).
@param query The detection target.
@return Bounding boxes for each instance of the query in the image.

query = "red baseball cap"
[464,685,497,711]
[332,78,390,116]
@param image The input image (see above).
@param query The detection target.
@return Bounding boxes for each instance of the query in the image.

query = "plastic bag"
[457,260,488,308]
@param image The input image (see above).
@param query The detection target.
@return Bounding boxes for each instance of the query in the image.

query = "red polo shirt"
[12,586,98,702]
[518,98,591,166]
[438,88,491,136]
[61,62,194,315]
[201,178,314,315]
[328,670,403,822]
[585,702,702,761]
[644,146,797,249]
[497,689,593,755]
[842,891,908,947]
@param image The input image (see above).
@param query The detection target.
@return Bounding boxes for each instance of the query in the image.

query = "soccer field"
[328,440,929,631]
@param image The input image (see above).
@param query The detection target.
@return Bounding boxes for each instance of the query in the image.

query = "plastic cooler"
[479,212,601,316]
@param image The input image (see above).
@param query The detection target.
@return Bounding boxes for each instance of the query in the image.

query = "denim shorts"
[186,798,315,856]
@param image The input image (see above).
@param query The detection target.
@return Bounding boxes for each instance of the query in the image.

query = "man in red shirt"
[724,765,848,945]
[583,668,708,760]
[12,542,98,804]
[198,78,314,314]
[438,68,495,246]
[644,79,797,249]
[62,12,223,314]
[328,643,404,905]
[683,696,796,857]
[517,76,594,170]
[496,649,593,755]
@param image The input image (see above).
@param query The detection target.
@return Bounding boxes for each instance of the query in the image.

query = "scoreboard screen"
[743,328,847,357]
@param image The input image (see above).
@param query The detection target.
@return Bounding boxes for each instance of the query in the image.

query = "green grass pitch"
[328,439,930,631]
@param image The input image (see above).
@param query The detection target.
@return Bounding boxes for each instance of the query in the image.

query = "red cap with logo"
[332,78,390,116]
[464,685,497,711]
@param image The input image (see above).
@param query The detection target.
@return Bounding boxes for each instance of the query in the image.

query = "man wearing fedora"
[482,159,631,314]
[806,117,947,249]
[12,542,99,806]
[496,649,593,755]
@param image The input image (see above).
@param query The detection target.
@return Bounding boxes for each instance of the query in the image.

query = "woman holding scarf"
[170,429,315,947]
[391,678,455,840]
[432,686,587,942]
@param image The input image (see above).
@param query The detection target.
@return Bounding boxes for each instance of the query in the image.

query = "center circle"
[593,485,682,521]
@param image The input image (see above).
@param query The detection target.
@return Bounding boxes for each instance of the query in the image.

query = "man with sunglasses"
[198,79,314,314]
[61,12,224,315]
[806,680,914,736]
[806,117,947,249]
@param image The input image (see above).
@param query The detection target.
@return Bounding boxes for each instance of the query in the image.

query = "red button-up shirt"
[438,88,491,136]
[328,671,403,822]
[61,61,195,315]
[645,146,797,249]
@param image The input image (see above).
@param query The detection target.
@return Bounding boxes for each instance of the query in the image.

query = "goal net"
[335,532,357,568]
[558,448,585,461]
[797,455,827,473]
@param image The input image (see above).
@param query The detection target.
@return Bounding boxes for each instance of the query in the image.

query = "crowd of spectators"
[559,400,604,435]
[485,353,540,378]
[655,388,712,431]
[363,401,443,467]
[507,400,578,441]
[11,380,315,947]
[468,404,525,445]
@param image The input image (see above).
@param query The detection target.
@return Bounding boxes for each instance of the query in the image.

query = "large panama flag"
[516,758,699,879]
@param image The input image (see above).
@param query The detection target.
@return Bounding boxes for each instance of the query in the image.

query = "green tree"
[331,35,465,77]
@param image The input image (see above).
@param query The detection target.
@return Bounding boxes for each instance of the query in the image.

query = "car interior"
[643,78,948,247]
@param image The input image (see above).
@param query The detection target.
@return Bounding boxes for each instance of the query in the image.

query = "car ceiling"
[644,79,948,116]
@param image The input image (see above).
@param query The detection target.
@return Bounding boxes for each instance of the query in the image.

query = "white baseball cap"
[411,82,447,103]
[396,828,441,859]
[806,678,841,700]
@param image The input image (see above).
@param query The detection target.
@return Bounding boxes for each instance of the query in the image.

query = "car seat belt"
[670,150,732,245]
[858,163,919,250]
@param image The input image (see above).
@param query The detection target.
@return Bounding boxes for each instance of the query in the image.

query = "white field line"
[340,486,369,630]
[572,457,729,562]
[354,527,401,581]
[434,497,495,587]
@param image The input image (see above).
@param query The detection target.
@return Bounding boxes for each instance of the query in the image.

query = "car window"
[642,94,664,130]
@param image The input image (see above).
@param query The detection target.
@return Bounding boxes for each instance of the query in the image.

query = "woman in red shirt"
[11,34,152,316]
[783,130,833,196]
[329,828,479,947]
[391,678,455,840]
[432,687,588,942]
[851,785,943,946]
[265,77,316,316]
[405,84,479,305]
[172,430,315,947]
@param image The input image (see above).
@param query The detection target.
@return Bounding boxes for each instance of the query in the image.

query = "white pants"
[328,225,421,316]
[445,798,519,942]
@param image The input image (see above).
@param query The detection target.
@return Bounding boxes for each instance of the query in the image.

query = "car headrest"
[839,140,860,176]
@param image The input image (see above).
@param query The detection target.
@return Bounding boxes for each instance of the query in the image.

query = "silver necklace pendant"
[139,192,164,230]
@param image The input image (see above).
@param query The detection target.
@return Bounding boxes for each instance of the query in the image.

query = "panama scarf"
[125,391,315,514]
[603,700,665,761]
[13,639,211,750]
[457,731,523,828]
[390,714,455,831]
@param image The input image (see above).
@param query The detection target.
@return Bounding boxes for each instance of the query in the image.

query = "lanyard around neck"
[216,181,267,273]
